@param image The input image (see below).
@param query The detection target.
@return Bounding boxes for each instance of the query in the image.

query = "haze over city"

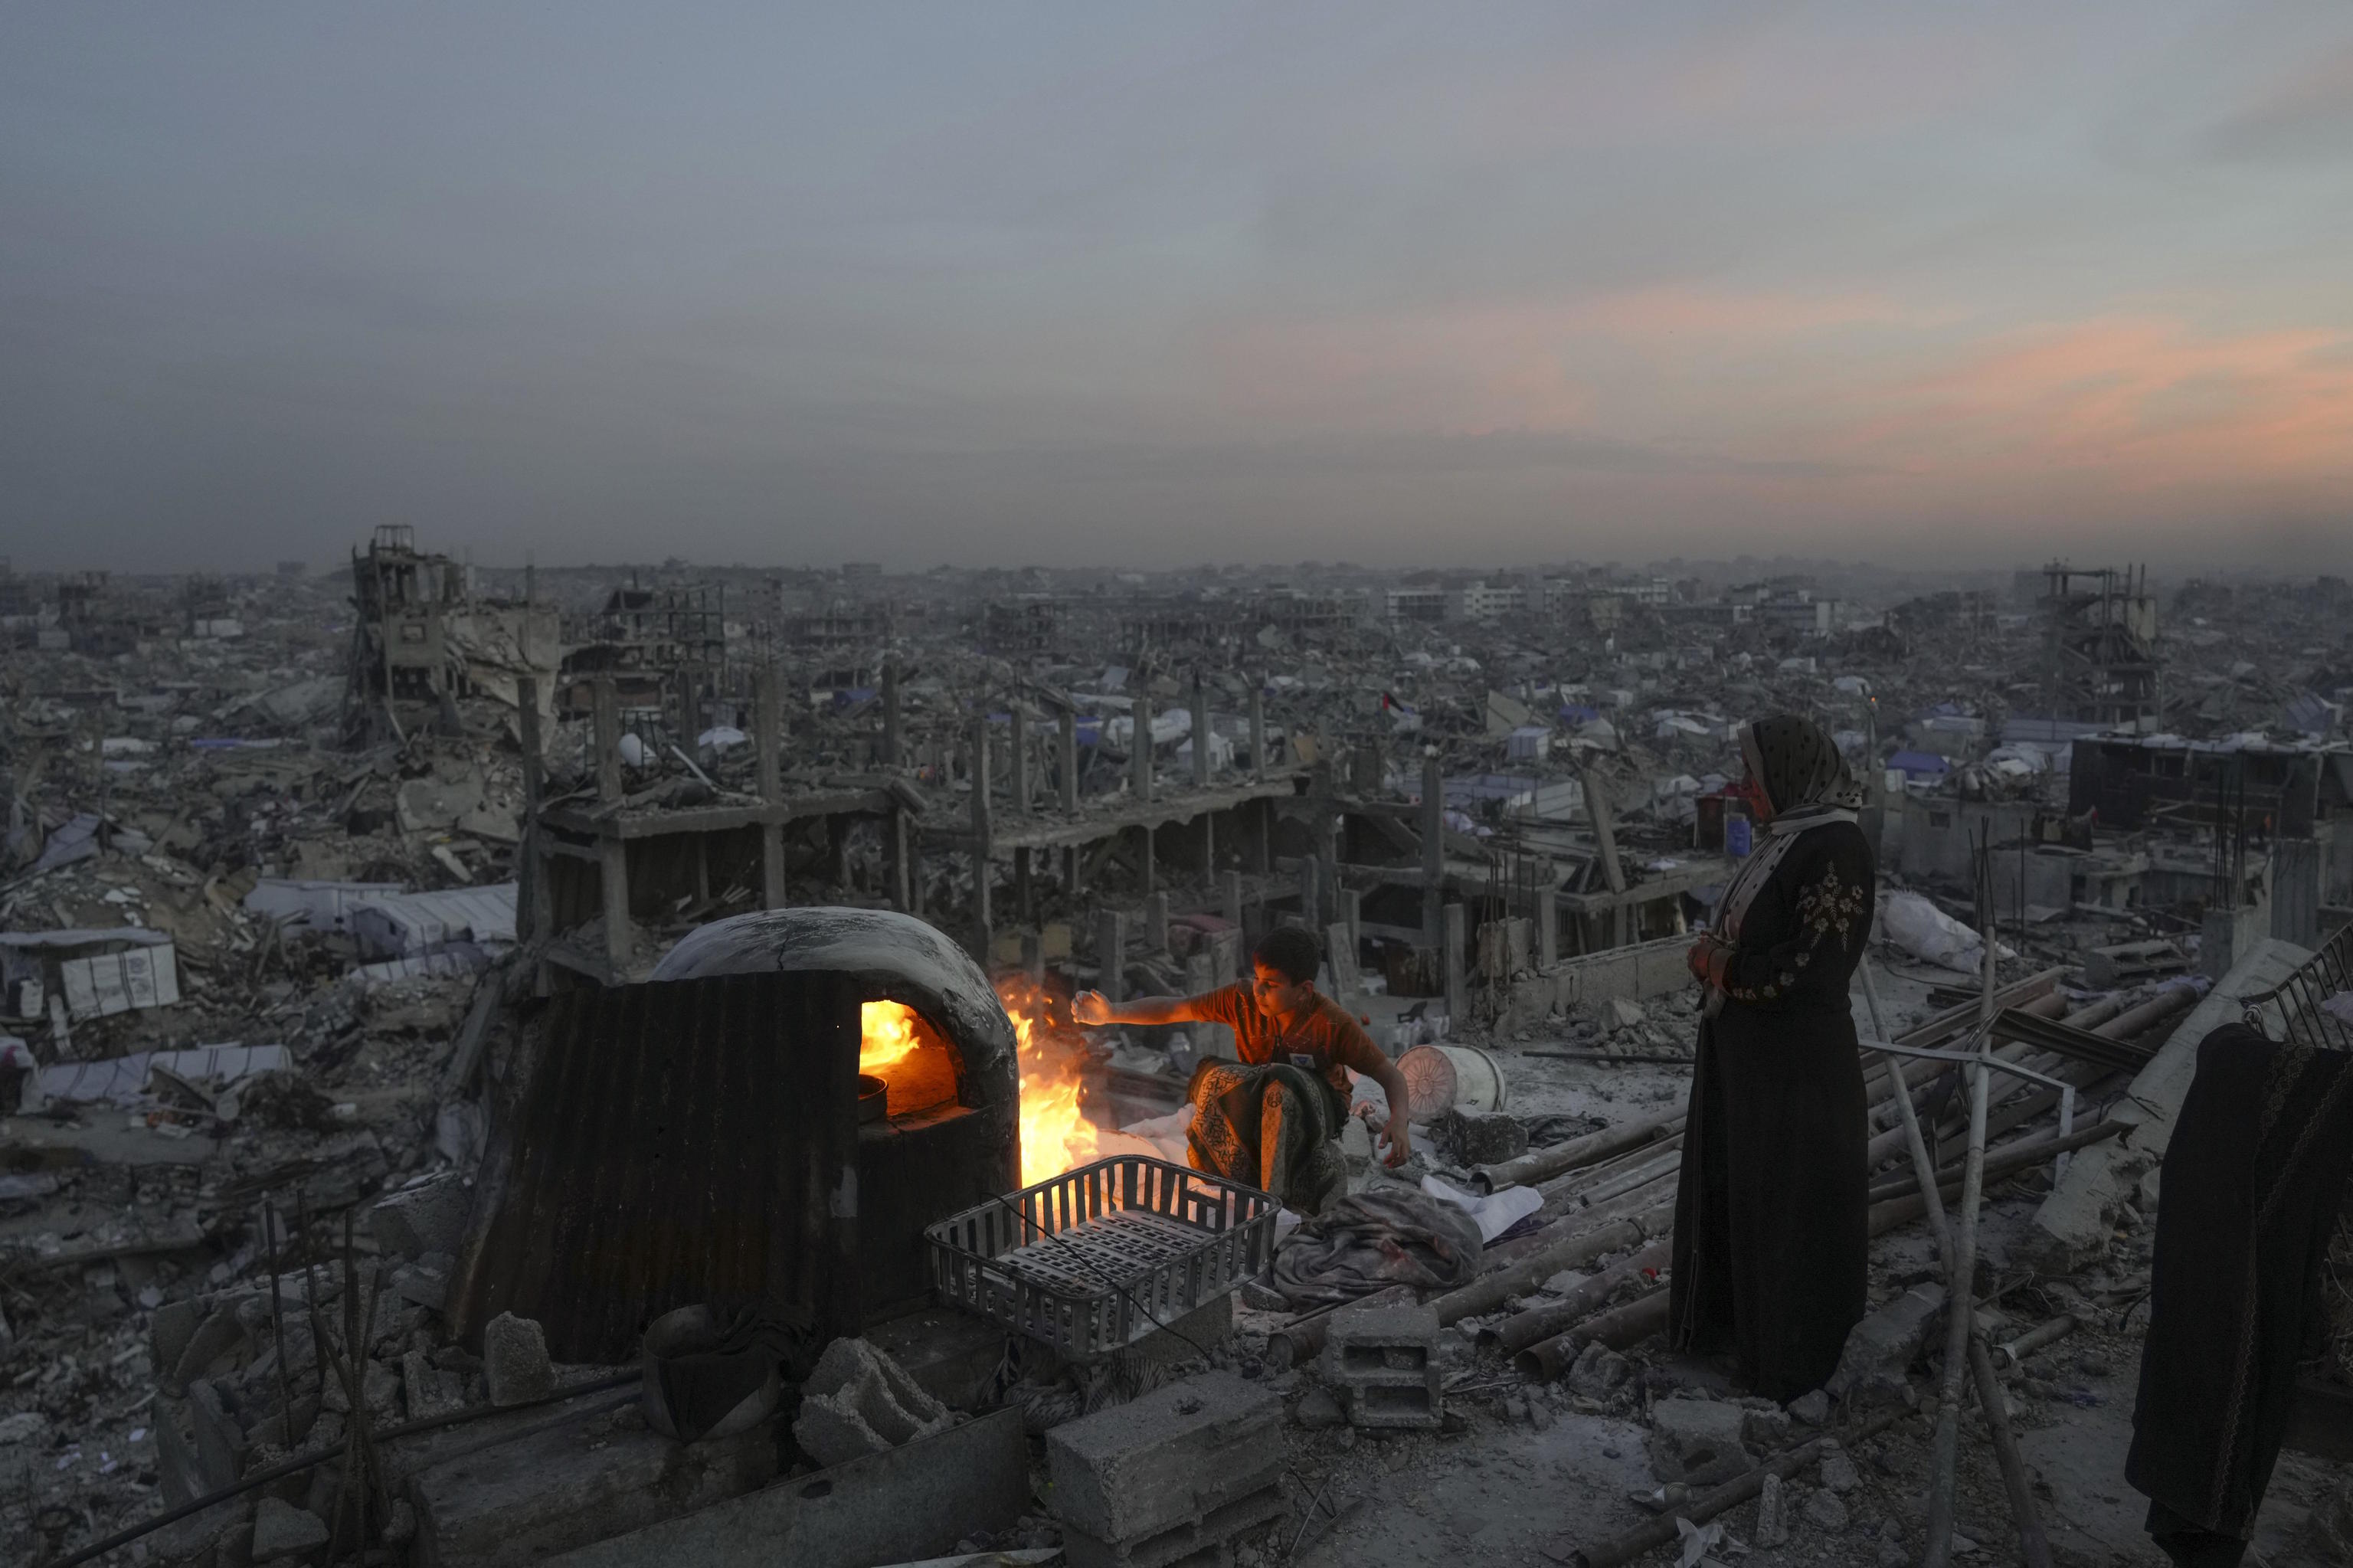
[5,2,2351,571]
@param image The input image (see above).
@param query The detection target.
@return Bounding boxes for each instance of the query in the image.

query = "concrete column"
[1147,891,1170,956]
[1248,685,1267,782]
[1138,824,1156,898]
[1443,902,1467,1024]
[1015,846,1035,924]
[1326,921,1362,997]
[1536,889,1559,968]
[1421,751,1444,944]
[881,656,902,768]
[754,666,787,909]
[1097,908,1127,1003]
[1223,869,1245,931]
[1058,707,1079,811]
[515,676,548,942]
[1191,676,1212,787]
[885,804,912,912]
[970,714,993,959]
[1300,854,1323,935]
[1254,797,1273,872]
[1009,705,1030,814]
[1340,887,1362,957]
[592,678,623,803]
[2272,838,2322,949]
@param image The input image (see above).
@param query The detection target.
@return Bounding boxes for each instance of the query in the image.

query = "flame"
[997,976,1108,1187]
[860,1000,923,1074]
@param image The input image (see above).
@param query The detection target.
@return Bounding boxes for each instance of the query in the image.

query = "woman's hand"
[1071,990,1112,1026]
[1687,934,1730,989]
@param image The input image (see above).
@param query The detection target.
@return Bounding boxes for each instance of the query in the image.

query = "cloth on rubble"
[643,1300,817,1445]
[1269,1183,1483,1309]
[1671,714,1875,1403]
[2129,1023,2353,1566]
[1185,1059,1344,1216]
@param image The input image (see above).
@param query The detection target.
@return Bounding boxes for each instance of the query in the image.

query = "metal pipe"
[1861,958,2053,1568]
[1923,848,2002,1568]
[1995,1314,2081,1370]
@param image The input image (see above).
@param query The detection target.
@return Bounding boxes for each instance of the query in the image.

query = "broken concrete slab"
[409,1415,775,1567]
[1646,1396,1754,1486]
[540,1406,1026,1568]
[1825,1284,1945,1406]
[2028,937,2309,1268]
[371,1170,474,1261]
[792,1337,954,1468]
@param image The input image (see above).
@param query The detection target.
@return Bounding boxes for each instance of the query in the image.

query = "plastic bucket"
[1397,1043,1510,1121]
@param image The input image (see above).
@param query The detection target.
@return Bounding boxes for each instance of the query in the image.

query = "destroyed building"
[5,550,2353,1568]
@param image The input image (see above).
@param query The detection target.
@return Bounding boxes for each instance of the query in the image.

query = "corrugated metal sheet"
[450,970,865,1364]
[349,883,517,959]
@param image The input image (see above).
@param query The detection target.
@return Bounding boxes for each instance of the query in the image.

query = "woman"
[1669,714,1876,1403]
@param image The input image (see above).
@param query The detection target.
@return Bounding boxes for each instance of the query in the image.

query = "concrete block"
[1825,1285,1946,1406]
[1647,1395,1755,1485]
[1438,1108,1527,1167]
[252,1498,329,1561]
[792,1337,952,1468]
[151,1297,201,1387]
[1322,1302,1441,1430]
[483,1311,555,1406]
[539,1407,1027,1568]
[371,1171,474,1262]
[1046,1370,1283,1550]
[1062,1481,1288,1568]
[407,1416,777,1568]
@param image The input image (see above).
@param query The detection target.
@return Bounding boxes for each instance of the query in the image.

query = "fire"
[859,1000,923,1074]
[996,976,1107,1187]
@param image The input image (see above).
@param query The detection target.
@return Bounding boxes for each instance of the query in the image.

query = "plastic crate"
[926,1154,1278,1360]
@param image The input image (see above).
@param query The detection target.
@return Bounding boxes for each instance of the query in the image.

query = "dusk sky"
[5,3,2351,573]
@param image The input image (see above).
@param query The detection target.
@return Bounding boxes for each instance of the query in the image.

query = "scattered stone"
[1819,1443,1860,1494]
[391,1252,454,1312]
[1805,1488,1852,1532]
[401,1349,466,1420]
[1293,1386,1345,1429]
[1607,998,1647,1030]
[482,1311,555,1406]
[1877,1540,1911,1567]
[1754,1473,1790,1548]
[1569,1340,1634,1399]
[0,1410,49,1445]
[1648,1395,1756,1486]
[251,1498,330,1561]
[1788,1388,1831,1426]
[2075,1351,2111,1379]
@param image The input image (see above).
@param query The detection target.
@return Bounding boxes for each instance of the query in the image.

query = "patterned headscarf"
[1739,714,1866,825]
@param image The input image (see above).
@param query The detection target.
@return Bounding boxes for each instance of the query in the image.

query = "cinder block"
[1321,1303,1442,1430]
[1046,1371,1283,1552]
[791,1337,952,1468]
[1060,1480,1288,1568]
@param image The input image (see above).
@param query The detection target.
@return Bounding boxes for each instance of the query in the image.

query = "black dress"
[1669,818,1875,1402]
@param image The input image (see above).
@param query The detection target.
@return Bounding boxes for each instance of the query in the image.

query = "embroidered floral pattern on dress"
[1724,860,1870,1005]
